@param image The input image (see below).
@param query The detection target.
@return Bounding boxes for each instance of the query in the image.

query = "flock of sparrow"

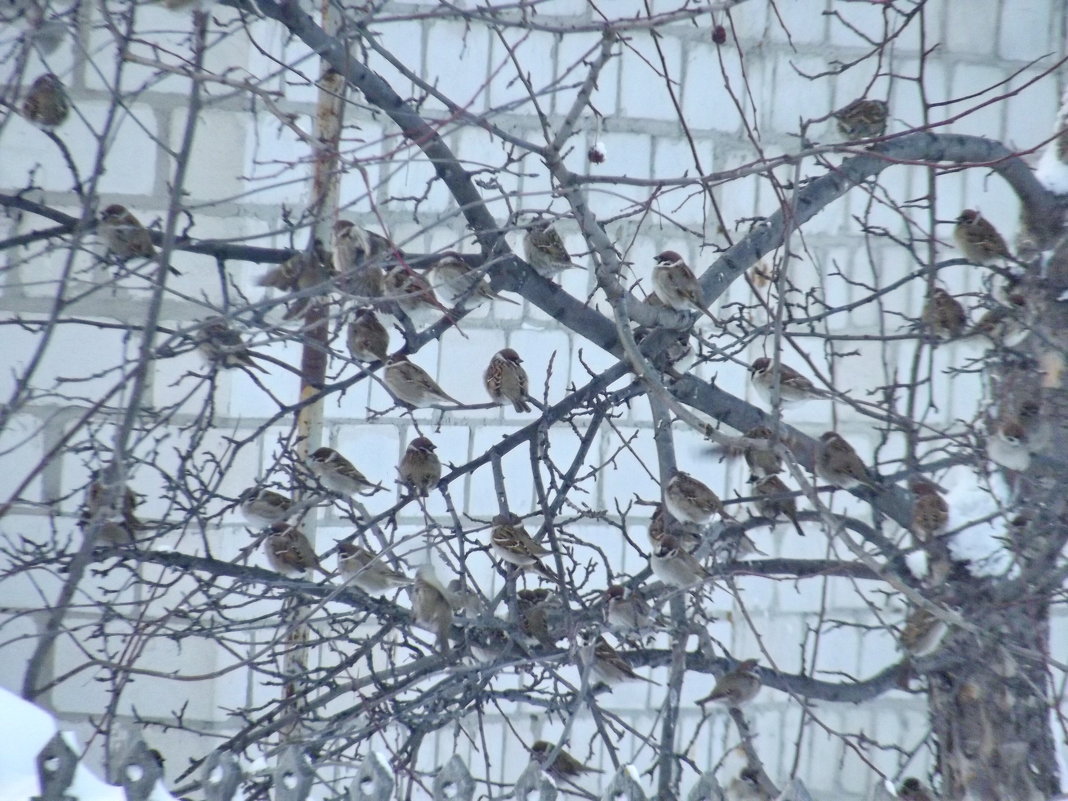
[26,73,1007,800]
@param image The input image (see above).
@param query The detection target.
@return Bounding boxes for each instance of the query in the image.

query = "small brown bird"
[484,348,531,412]
[576,628,657,685]
[833,98,888,139]
[910,479,948,542]
[430,251,518,307]
[337,541,411,594]
[383,355,460,407]
[523,219,578,276]
[99,204,156,261]
[922,288,967,340]
[257,247,334,320]
[696,658,761,707]
[346,308,390,363]
[411,564,453,654]
[22,73,70,129]
[650,534,712,587]
[725,768,774,801]
[815,431,875,490]
[743,425,784,480]
[897,777,935,801]
[604,584,657,632]
[515,587,562,648]
[384,264,444,324]
[308,446,384,496]
[490,513,557,579]
[899,607,948,658]
[987,419,1031,471]
[664,469,724,525]
[647,503,702,551]
[79,473,143,545]
[969,306,1029,349]
[750,474,805,537]
[238,487,294,528]
[652,251,720,324]
[529,741,602,781]
[953,209,1012,266]
[748,357,826,407]
[197,317,269,373]
[264,523,330,577]
[398,436,441,497]
[332,220,389,298]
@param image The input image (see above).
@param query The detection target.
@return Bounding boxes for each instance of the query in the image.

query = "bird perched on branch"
[238,487,294,528]
[257,245,333,320]
[398,436,441,498]
[742,425,785,480]
[346,308,390,363]
[664,469,725,525]
[748,357,826,407]
[650,534,712,588]
[264,523,330,577]
[337,542,411,594]
[647,502,702,551]
[529,741,602,781]
[491,513,557,580]
[308,446,384,496]
[987,418,1031,472]
[99,204,180,275]
[523,219,579,276]
[575,627,657,686]
[652,251,720,324]
[79,472,144,545]
[430,251,518,307]
[22,73,70,129]
[953,209,1012,266]
[484,348,531,412]
[333,220,390,299]
[909,479,948,542]
[383,355,459,408]
[604,584,658,632]
[411,564,453,654]
[196,317,269,373]
[384,264,445,324]
[832,97,888,139]
[815,431,875,490]
[922,288,967,340]
[696,658,761,707]
[750,474,805,537]
[899,607,948,658]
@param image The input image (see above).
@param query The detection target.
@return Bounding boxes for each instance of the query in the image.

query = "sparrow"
[650,534,712,587]
[969,306,1029,349]
[337,541,412,594]
[897,777,935,801]
[832,98,888,139]
[383,355,460,407]
[515,587,561,648]
[576,628,656,685]
[953,209,1012,265]
[815,431,875,490]
[742,425,784,479]
[257,246,333,320]
[238,487,294,528]
[410,564,453,654]
[490,513,557,579]
[696,658,761,707]
[910,479,948,542]
[346,308,390,363]
[484,348,531,412]
[664,469,724,525]
[529,742,602,781]
[308,446,384,496]
[523,219,578,276]
[196,317,269,373]
[99,204,157,262]
[748,357,825,406]
[604,584,657,632]
[725,768,774,801]
[429,251,518,307]
[22,73,70,129]
[652,251,720,324]
[79,473,143,545]
[332,220,389,298]
[647,503,702,551]
[921,288,967,340]
[264,523,330,577]
[383,264,444,324]
[899,607,948,658]
[987,419,1030,471]
[750,474,805,537]
[398,436,441,497]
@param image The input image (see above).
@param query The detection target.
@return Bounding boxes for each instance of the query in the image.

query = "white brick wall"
[1,0,1065,798]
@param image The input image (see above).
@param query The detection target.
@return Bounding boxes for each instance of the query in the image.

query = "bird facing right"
[346,308,389,363]
[664,469,724,525]
[529,741,602,781]
[484,348,531,412]
[922,288,967,340]
[814,431,874,490]
[383,355,459,408]
[99,204,156,261]
[337,542,412,594]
